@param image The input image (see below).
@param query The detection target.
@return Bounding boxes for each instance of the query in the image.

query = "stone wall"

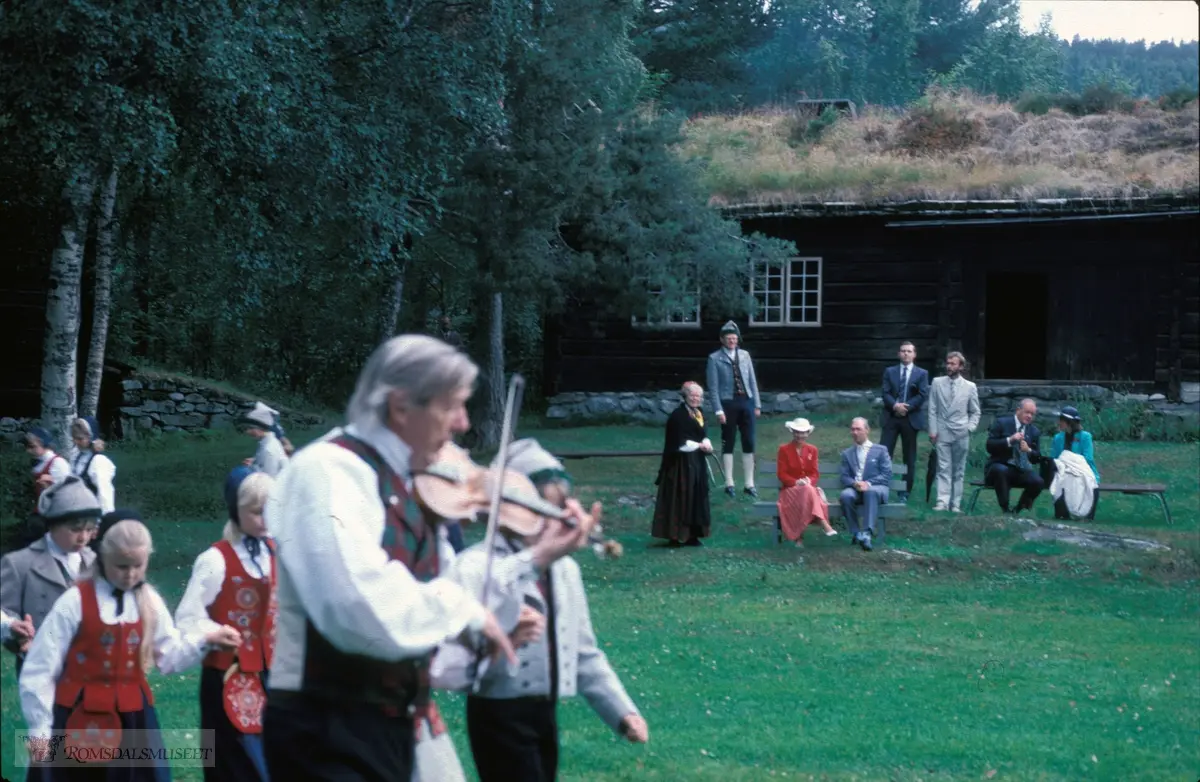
[546,382,1200,426]
[0,372,322,444]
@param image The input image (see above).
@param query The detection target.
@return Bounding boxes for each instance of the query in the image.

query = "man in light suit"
[839,417,892,551]
[705,320,761,498]
[927,351,981,512]
[985,398,1047,514]
[880,341,929,503]
[0,475,99,673]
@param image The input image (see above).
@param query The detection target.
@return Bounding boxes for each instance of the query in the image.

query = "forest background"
[1,0,1197,448]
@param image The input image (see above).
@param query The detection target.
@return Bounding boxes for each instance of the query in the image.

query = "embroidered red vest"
[54,580,154,712]
[203,539,277,672]
[300,434,440,716]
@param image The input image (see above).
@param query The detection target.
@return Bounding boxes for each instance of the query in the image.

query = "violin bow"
[471,372,525,693]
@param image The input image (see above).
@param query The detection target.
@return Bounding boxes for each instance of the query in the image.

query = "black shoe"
[724,487,736,498]
[860,534,873,551]
[744,487,759,498]
[667,539,683,548]
[684,537,704,547]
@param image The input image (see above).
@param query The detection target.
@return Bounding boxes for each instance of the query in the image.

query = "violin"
[414,443,624,559]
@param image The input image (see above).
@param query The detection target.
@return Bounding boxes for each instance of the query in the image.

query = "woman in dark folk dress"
[652,381,714,547]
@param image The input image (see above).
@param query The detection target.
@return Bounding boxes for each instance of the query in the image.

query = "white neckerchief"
[43,534,83,581]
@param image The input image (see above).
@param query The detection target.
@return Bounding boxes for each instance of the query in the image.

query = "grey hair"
[946,351,968,372]
[346,335,479,430]
[851,416,870,429]
[681,381,703,398]
[1017,398,1037,411]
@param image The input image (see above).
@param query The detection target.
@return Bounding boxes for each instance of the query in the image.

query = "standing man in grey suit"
[705,321,761,498]
[880,341,929,503]
[927,351,981,513]
[839,418,892,551]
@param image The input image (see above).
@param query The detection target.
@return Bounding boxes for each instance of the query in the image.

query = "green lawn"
[3,414,1198,781]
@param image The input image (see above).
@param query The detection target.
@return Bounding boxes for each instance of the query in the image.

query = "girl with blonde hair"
[70,416,116,514]
[19,514,242,778]
[176,467,277,782]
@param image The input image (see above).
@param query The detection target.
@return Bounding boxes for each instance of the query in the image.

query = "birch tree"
[81,165,119,419]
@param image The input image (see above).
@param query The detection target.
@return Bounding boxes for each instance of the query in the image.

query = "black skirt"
[27,694,171,782]
[199,666,269,782]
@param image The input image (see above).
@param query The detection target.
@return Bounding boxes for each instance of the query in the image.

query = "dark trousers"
[264,693,414,782]
[985,463,1045,511]
[467,696,558,782]
[719,396,756,454]
[881,415,918,494]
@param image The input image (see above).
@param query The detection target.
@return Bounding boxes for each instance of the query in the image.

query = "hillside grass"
[2,414,1198,780]
[681,89,1200,207]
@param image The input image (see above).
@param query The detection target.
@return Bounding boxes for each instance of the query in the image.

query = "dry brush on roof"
[680,90,1200,208]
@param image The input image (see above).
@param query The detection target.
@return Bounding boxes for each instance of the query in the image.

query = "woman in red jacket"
[776,418,837,545]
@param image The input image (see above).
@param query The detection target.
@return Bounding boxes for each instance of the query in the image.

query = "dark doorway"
[984,272,1048,379]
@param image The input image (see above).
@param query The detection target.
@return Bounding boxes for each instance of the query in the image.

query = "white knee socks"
[742,453,756,488]
[723,454,735,487]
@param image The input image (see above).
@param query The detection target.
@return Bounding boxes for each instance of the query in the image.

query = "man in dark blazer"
[839,417,892,551]
[880,341,928,502]
[984,398,1047,513]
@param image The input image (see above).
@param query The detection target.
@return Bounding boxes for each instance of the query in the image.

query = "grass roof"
[680,91,1200,210]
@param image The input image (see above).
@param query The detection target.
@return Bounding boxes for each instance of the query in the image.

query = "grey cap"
[37,475,102,524]
[720,320,741,338]
[496,438,572,489]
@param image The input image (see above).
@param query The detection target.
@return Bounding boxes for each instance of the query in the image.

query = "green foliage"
[1159,87,1200,111]
[1014,83,1139,117]
[786,106,842,145]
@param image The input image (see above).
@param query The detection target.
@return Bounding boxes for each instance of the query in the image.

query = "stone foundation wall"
[0,373,322,444]
[546,382,1200,426]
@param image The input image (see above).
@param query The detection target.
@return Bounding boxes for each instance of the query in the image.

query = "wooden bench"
[752,461,909,544]
[965,479,1173,525]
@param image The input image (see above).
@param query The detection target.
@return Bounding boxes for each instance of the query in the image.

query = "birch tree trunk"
[378,252,407,344]
[81,165,118,419]
[476,290,506,449]
[41,170,97,456]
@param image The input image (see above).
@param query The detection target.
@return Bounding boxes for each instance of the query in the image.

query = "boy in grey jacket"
[431,439,647,782]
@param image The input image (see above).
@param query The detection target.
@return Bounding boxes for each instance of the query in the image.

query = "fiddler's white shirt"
[175,535,274,637]
[19,578,211,738]
[264,421,488,693]
[32,451,71,486]
[71,450,116,514]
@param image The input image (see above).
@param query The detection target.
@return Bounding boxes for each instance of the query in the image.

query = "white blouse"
[252,432,289,477]
[71,451,116,514]
[32,451,71,486]
[19,578,210,738]
[175,537,274,638]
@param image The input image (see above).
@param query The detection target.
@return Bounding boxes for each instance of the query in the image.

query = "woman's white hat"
[784,417,814,433]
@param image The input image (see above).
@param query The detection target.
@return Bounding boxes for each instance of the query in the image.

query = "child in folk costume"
[70,417,116,515]
[238,403,289,477]
[175,468,277,782]
[0,478,100,673]
[26,427,71,501]
[432,439,647,782]
[19,513,242,780]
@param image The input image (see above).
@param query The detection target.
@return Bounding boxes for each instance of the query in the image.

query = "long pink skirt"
[777,483,829,541]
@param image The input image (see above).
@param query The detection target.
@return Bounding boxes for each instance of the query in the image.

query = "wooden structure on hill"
[544,196,1200,399]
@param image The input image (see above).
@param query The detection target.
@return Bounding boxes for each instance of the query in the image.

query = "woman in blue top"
[1050,406,1099,520]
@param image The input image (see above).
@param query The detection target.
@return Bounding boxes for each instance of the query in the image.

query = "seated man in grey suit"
[839,417,892,551]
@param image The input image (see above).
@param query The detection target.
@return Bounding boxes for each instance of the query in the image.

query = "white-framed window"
[749,257,822,327]
[631,283,702,329]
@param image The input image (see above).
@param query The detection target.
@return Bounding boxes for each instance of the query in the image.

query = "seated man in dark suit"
[839,417,892,552]
[984,398,1047,514]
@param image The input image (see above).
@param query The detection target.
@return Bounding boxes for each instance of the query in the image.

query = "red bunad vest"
[54,580,154,714]
[203,539,277,673]
[300,434,446,737]
[32,454,67,506]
